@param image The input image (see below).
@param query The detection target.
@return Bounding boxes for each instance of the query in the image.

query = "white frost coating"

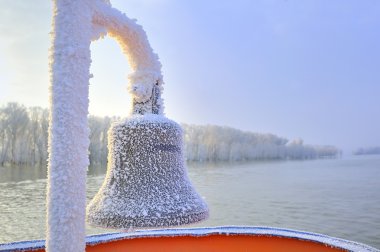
[87,115,209,228]
[91,1,164,115]
[2,227,379,251]
[47,0,92,252]
[48,0,167,251]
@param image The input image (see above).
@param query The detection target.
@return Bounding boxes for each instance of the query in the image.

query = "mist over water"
[0,155,379,249]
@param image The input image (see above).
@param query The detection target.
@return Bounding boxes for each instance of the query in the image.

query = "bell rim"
[87,209,209,229]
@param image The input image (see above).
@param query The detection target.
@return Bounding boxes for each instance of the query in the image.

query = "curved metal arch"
[47,2,167,251]
[92,1,164,115]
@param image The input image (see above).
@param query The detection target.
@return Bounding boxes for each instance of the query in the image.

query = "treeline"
[0,103,49,166]
[0,103,115,166]
[183,124,339,161]
[0,103,339,166]
[353,147,380,155]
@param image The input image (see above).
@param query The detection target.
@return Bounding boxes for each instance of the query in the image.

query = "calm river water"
[0,155,379,249]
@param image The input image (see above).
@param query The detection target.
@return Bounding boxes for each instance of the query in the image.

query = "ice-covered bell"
[87,84,209,229]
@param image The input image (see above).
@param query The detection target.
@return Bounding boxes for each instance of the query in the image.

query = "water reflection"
[0,165,47,183]
[0,164,108,183]
[0,156,379,249]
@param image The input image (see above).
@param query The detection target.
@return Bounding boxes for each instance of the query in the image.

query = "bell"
[87,85,209,229]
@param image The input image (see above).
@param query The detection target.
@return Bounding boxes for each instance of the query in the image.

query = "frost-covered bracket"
[91,0,164,115]
[47,1,166,252]
[86,1,208,232]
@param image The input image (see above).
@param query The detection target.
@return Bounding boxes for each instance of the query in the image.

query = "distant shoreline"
[353,147,380,156]
[0,102,339,166]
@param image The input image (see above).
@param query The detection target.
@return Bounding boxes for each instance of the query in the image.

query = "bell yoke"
[86,1,208,229]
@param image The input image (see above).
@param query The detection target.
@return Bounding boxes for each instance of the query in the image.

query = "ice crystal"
[87,115,209,228]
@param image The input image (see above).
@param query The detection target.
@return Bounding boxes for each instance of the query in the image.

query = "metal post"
[47,1,92,251]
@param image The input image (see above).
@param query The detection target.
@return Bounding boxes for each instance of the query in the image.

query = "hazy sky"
[0,0,379,152]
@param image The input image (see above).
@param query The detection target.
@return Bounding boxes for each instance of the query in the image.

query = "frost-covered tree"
[88,116,114,165]
[0,103,30,165]
[0,103,339,166]
[353,146,380,155]
[27,107,49,165]
[0,103,48,166]
[182,124,338,161]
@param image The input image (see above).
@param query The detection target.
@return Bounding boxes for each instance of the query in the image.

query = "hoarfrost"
[48,0,170,251]
[47,0,92,251]
[87,115,209,228]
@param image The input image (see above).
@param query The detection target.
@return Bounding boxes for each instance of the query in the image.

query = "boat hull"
[1,226,378,252]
